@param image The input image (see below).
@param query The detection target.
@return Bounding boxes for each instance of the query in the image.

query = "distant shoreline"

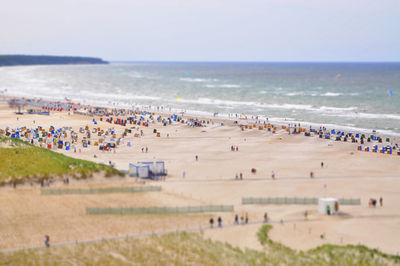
[0,55,108,67]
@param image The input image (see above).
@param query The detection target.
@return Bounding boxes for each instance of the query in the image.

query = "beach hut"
[129,161,167,179]
[318,198,339,215]
[141,161,166,176]
[129,163,150,178]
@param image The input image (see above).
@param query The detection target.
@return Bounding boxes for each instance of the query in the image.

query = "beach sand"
[0,99,400,254]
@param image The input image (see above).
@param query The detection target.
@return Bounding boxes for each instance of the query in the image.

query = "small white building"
[129,161,166,179]
[318,198,340,215]
[129,163,150,178]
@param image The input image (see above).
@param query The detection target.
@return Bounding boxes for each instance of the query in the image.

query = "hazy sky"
[1,0,399,62]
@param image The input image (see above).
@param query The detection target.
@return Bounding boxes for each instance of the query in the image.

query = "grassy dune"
[257,225,400,265]
[1,226,399,265]
[0,137,122,184]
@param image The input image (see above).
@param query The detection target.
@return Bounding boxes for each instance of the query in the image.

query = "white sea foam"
[76,90,161,102]
[205,84,240,88]
[173,97,361,114]
[180,78,217,83]
[178,97,255,106]
[322,92,342,97]
[220,84,240,88]
[285,92,303,96]
[318,106,357,112]
[330,112,400,120]
[175,97,317,111]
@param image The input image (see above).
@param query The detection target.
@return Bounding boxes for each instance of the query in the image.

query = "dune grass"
[0,137,123,184]
[256,224,400,265]
[0,225,399,265]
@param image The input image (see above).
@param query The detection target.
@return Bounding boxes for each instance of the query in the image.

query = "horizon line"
[109,60,400,64]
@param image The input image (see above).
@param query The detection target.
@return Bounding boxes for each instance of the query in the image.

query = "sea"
[0,62,399,136]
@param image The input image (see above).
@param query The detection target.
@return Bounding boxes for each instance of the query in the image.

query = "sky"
[0,0,399,62]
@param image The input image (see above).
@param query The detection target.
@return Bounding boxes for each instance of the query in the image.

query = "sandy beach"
[0,97,400,255]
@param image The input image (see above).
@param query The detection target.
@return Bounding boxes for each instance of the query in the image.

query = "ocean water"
[0,62,399,135]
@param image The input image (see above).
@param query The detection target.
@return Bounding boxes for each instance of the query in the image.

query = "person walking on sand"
[234,214,239,224]
[218,217,222,227]
[271,171,275,180]
[44,235,50,247]
[239,173,243,180]
[264,212,268,223]
[245,213,249,224]
[304,210,308,220]
[379,197,383,207]
[195,155,198,161]
[310,171,314,178]
[209,218,214,228]
[321,161,324,168]
[182,171,186,179]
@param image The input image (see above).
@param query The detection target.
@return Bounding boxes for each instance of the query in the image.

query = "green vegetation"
[0,137,122,185]
[0,226,399,265]
[0,55,108,66]
[256,224,400,265]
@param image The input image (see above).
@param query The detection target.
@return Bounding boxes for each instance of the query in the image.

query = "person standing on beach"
[379,197,383,207]
[218,217,222,227]
[44,235,50,247]
[264,212,268,223]
[245,213,249,224]
[321,162,324,168]
[271,171,275,180]
[182,171,186,179]
[195,155,198,161]
[209,218,214,228]
[239,173,243,180]
[234,214,239,224]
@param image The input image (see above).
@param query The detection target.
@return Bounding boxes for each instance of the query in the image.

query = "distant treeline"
[0,55,109,66]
